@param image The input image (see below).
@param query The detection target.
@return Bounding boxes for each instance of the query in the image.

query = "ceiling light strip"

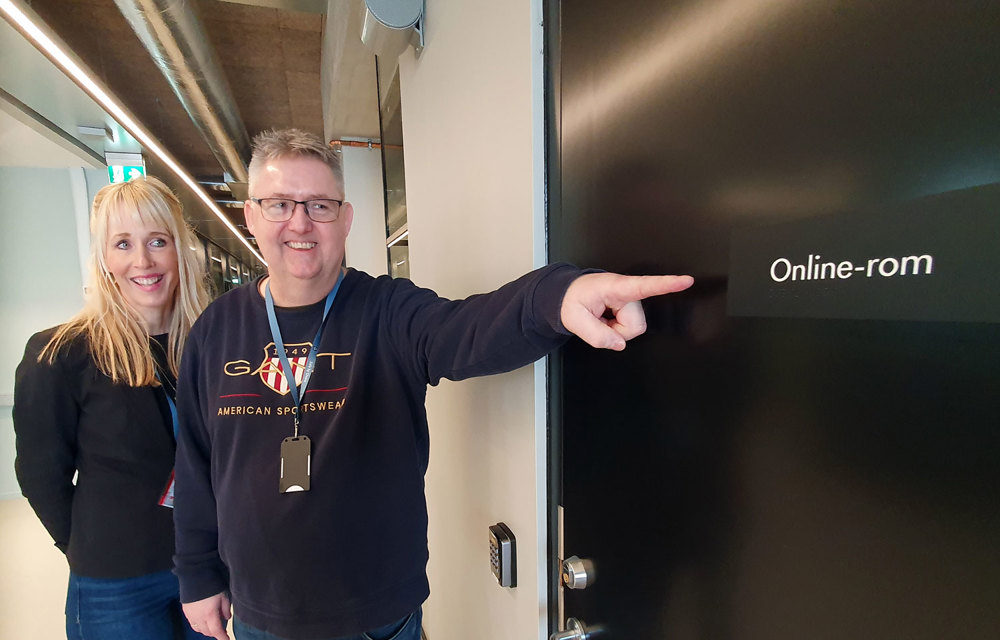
[0,0,265,266]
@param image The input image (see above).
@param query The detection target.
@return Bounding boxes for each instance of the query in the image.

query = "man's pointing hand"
[560,273,694,350]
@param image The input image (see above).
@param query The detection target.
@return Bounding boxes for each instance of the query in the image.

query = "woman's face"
[104,211,179,331]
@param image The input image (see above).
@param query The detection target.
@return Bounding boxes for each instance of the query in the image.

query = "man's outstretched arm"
[560,273,694,350]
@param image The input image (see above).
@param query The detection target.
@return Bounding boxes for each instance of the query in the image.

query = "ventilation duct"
[113,0,252,187]
[360,0,424,59]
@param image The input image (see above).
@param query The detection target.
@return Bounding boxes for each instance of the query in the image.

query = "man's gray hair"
[248,128,343,189]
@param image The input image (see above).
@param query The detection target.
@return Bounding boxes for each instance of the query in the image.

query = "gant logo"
[223,343,352,396]
[259,342,310,396]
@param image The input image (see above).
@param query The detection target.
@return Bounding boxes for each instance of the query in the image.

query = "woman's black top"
[13,327,179,578]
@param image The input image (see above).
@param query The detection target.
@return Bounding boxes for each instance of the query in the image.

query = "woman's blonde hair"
[40,176,210,386]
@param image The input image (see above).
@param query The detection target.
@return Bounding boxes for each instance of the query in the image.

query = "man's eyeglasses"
[250,197,343,223]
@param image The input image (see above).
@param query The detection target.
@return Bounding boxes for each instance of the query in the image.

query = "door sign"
[728,184,1000,323]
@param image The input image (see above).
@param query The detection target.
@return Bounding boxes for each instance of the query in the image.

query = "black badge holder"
[280,436,311,493]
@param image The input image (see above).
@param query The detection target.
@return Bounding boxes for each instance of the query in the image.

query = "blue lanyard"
[264,270,345,436]
[154,371,178,439]
[164,393,178,439]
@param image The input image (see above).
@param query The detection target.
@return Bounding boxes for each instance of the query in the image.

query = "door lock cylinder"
[561,555,595,590]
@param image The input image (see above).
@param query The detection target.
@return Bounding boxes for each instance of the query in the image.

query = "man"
[174,129,692,640]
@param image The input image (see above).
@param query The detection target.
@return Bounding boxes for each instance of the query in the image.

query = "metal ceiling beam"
[0,87,106,169]
[113,0,252,183]
[322,0,380,140]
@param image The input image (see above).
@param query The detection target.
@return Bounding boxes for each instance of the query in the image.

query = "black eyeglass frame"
[249,197,344,223]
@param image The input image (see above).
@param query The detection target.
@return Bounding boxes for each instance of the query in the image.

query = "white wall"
[397,0,548,638]
[342,145,389,277]
[0,166,91,639]
[0,167,90,499]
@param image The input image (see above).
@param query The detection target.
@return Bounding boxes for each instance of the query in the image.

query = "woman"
[13,176,213,639]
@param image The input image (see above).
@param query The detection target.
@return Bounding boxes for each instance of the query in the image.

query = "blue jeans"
[66,570,213,640]
[233,608,422,640]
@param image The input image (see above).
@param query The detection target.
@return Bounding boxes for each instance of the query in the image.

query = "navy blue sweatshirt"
[173,265,580,639]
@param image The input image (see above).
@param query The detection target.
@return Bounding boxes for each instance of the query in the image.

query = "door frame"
[543,0,564,634]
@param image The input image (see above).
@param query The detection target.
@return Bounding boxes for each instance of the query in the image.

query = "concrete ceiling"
[24,0,328,177]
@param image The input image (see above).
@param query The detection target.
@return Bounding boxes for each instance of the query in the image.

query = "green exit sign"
[108,165,146,183]
[104,152,146,184]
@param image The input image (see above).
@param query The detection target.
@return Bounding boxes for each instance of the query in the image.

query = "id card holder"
[158,470,176,508]
[280,436,311,493]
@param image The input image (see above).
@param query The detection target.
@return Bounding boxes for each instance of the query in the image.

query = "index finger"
[615,274,694,303]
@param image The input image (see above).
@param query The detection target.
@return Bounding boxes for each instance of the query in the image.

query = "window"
[377,60,408,279]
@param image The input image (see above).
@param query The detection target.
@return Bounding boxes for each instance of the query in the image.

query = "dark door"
[548,2,1000,638]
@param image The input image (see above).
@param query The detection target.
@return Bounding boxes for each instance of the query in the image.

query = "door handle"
[561,555,595,590]
[550,617,590,640]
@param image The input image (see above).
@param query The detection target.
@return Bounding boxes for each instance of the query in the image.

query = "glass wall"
[197,234,264,297]
[377,60,409,279]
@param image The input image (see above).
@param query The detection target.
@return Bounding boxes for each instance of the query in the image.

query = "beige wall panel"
[398,0,548,638]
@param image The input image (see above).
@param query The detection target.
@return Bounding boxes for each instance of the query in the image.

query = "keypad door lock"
[550,617,590,640]
[489,522,516,587]
[561,555,594,590]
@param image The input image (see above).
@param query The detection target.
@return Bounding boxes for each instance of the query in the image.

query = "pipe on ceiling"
[113,0,251,183]
[329,139,403,151]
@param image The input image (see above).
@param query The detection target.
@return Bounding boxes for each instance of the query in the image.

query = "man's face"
[245,155,354,290]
